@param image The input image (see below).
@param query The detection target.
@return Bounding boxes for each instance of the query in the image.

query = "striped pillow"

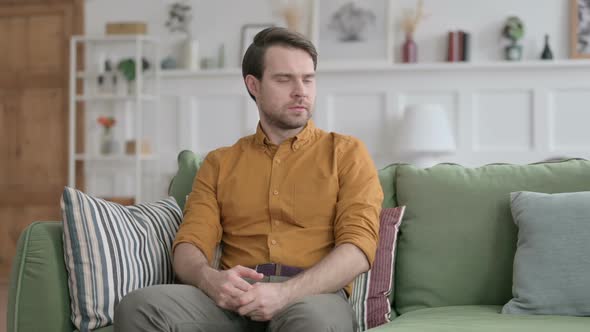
[61,187,182,331]
[350,206,406,331]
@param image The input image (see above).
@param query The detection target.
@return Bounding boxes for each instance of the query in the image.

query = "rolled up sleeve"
[173,150,223,264]
[333,137,383,267]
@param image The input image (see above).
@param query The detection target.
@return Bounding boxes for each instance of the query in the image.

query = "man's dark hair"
[242,27,318,101]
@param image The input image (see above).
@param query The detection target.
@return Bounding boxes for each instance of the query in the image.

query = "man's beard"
[260,105,313,130]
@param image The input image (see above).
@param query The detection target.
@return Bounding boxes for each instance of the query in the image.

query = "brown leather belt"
[254,263,303,277]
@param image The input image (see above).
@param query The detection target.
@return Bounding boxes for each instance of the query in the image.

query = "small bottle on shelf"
[540,34,554,60]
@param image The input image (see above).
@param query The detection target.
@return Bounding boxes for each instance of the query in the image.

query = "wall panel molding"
[85,62,590,199]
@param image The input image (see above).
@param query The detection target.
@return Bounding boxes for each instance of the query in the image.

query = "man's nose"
[292,80,307,98]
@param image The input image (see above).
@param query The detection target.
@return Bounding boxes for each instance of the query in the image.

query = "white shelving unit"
[68,35,161,204]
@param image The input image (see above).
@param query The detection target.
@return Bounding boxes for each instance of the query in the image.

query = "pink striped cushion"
[350,206,406,331]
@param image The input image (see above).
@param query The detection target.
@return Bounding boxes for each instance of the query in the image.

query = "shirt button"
[273,190,279,195]
[275,159,281,164]
[274,220,280,225]
[271,239,277,245]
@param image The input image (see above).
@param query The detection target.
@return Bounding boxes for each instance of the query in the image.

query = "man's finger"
[238,300,259,316]
[233,265,264,280]
[232,276,254,292]
[218,297,242,312]
[237,288,257,307]
[219,283,246,300]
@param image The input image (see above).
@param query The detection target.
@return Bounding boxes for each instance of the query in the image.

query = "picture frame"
[313,0,393,65]
[240,23,275,64]
[570,0,590,58]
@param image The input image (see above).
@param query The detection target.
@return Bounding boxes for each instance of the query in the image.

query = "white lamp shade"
[397,104,456,153]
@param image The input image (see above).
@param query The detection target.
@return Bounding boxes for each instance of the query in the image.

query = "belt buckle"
[275,263,282,276]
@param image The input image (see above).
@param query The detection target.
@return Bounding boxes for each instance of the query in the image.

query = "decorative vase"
[100,128,115,155]
[402,34,418,63]
[181,37,200,70]
[127,80,136,95]
[540,34,554,60]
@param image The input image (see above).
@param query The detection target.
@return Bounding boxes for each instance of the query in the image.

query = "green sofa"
[8,153,590,331]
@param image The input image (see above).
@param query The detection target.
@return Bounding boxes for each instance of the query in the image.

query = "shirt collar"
[254,120,316,148]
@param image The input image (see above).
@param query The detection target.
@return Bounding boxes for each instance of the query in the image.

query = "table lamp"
[396,104,456,168]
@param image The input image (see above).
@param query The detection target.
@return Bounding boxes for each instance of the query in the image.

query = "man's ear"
[244,74,260,98]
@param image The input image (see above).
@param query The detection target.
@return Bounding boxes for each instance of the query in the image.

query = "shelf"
[160,59,590,78]
[75,154,158,161]
[75,94,157,102]
[317,59,590,73]
[72,35,158,43]
[76,71,159,79]
[161,68,242,78]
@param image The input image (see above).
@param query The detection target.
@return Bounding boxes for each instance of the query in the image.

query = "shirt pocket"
[291,172,338,227]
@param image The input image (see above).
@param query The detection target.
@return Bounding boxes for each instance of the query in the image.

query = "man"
[115,27,383,332]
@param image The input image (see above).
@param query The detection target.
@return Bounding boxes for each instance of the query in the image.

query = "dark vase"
[540,34,554,60]
[402,35,418,63]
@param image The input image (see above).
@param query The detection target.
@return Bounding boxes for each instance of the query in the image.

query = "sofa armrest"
[8,221,74,332]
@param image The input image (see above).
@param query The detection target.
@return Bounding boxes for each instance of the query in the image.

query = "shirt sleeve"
[172,150,223,265]
[333,136,384,267]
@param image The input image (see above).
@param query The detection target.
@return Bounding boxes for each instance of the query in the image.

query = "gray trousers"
[114,277,356,332]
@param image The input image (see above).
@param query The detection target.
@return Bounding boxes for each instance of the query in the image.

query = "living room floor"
[1,283,6,332]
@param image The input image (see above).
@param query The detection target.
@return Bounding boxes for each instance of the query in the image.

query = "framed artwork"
[240,23,275,64]
[314,0,393,64]
[571,0,590,58]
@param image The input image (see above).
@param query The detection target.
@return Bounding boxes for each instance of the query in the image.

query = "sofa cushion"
[61,187,183,331]
[370,305,590,332]
[394,159,590,315]
[502,191,590,316]
[351,206,405,331]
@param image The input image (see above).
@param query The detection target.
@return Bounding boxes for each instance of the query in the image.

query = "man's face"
[249,46,316,131]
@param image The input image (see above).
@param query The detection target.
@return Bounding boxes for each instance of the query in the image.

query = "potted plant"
[117,57,150,94]
[503,16,524,61]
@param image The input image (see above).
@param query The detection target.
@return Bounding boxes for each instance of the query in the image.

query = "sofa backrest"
[378,163,399,209]
[168,150,203,211]
[393,159,590,315]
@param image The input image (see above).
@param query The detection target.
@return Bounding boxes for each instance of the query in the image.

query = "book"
[447,30,471,62]
[447,31,458,62]
[458,31,465,62]
[462,32,471,61]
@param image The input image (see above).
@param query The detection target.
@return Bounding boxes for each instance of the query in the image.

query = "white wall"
[86,0,572,66]
[82,0,585,201]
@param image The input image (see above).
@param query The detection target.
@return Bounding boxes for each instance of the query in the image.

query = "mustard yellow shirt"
[174,121,383,292]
